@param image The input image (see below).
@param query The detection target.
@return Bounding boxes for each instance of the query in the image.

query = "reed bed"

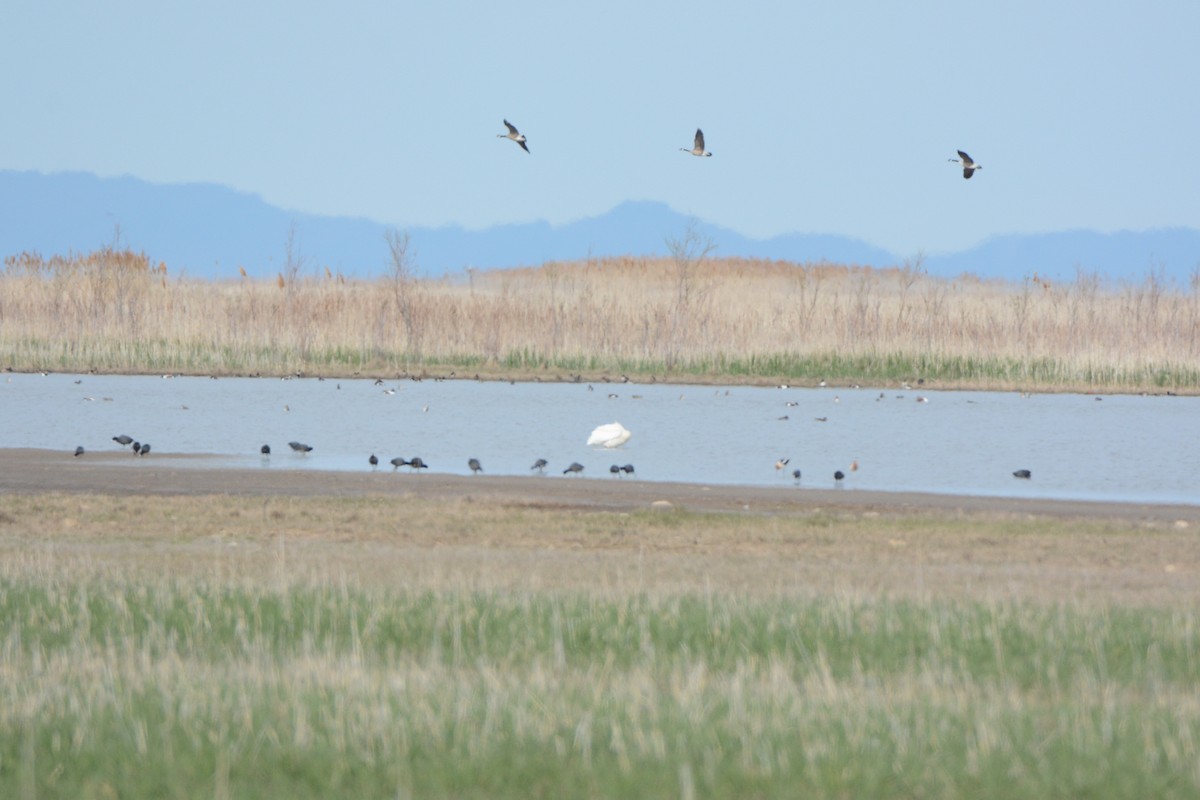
[3,247,1199,391]
[1,493,1198,798]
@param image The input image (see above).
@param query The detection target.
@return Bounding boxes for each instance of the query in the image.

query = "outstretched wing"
[962,167,975,179]
[956,150,974,166]
[518,139,530,153]
[694,129,706,151]
[504,119,519,135]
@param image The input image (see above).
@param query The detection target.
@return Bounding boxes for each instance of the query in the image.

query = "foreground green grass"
[3,577,1199,799]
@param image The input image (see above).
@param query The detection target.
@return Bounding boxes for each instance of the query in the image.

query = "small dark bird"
[792,468,801,481]
[369,454,378,468]
[563,462,584,476]
[498,119,530,153]
[468,458,483,474]
[409,457,428,471]
[74,446,84,457]
[131,442,141,454]
[390,457,408,470]
[620,464,635,476]
[138,443,150,456]
[610,464,621,477]
[834,470,845,482]
[261,444,271,455]
[113,435,134,446]
[1013,469,1032,479]
[531,458,548,473]
[288,441,313,453]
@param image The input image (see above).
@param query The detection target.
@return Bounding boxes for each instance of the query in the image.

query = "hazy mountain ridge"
[2,170,1197,283]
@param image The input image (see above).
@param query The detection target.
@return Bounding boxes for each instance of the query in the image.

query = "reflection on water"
[3,372,1198,505]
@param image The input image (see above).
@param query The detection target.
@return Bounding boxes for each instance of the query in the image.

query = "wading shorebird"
[681,128,712,157]
[468,458,483,475]
[950,150,981,179]
[531,458,548,474]
[498,119,529,153]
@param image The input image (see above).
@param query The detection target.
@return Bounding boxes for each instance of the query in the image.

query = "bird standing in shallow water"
[390,457,408,470]
[138,443,151,456]
[369,454,378,468]
[113,434,133,446]
[531,458,548,474]
[468,458,483,474]
[74,446,84,457]
[261,444,271,456]
[1013,469,1032,479]
[288,441,313,453]
[681,128,712,157]
[498,119,529,153]
[563,462,584,476]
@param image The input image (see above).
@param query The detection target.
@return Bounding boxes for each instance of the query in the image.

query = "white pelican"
[950,150,981,179]
[587,421,632,448]
[681,128,712,157]
[498,119,530,153]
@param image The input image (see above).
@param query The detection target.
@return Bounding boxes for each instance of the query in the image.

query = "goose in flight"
[950,150,981,179]
[681,128,712,157]
[498,119,529,153]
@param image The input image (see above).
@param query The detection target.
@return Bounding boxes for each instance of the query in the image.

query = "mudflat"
[4,447,1197,524]
[4,448,1200,607]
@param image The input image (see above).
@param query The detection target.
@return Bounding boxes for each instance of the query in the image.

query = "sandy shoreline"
[3,448,1196,524]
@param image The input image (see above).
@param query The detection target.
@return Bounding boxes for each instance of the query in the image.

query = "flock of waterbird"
[252,421,637,479]
[499,120,980,178]
[86,390,1034,485]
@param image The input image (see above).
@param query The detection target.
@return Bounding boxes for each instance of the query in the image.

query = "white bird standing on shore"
[587,422,632,448]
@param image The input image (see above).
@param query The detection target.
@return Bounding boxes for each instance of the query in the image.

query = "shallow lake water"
[3,372,1198,506]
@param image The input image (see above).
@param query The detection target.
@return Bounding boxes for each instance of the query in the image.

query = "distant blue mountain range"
[2,170,1197,283]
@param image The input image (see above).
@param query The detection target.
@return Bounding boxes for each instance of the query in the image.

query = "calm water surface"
[3,372,1198,505]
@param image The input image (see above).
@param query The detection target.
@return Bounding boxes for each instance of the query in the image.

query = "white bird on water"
[587,422,632,448]
[950,150,981,179]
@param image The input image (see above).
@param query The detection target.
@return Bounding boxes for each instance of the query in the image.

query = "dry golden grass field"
[3,246,1199,391]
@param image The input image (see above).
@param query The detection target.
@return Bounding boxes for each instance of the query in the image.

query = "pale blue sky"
[3,1,1197,256]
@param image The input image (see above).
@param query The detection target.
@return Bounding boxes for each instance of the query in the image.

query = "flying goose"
[950,150,981,179]
[498,119,529,153]
[681,128,712,157]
